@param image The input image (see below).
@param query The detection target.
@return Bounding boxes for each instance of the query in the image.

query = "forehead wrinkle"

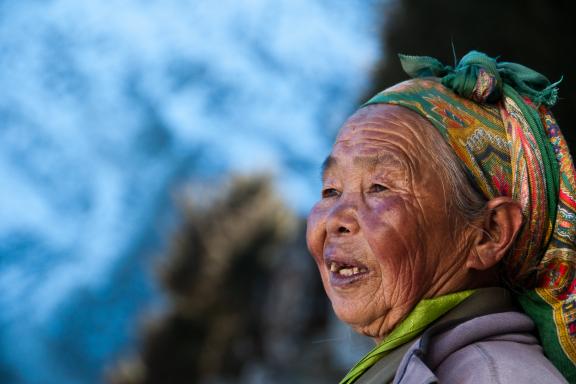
[338,117,423,144]
[336,115,402,138]
[345,109,417,131]
[331,143,419,184]
[332,106,439,182]
[338,132,420,170]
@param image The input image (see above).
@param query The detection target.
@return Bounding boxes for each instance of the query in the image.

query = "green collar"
[339,290,476,384]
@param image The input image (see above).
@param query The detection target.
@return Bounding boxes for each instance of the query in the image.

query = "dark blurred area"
[367,0,576,150]
[109,177,347,384]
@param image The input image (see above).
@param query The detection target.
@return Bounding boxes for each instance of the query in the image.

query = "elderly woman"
[306,51,576,383]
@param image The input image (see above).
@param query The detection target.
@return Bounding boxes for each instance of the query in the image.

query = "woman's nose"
[326,199,360,236]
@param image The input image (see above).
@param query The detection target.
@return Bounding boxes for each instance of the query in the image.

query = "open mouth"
[325,258,369,287]
[329,261,368,277]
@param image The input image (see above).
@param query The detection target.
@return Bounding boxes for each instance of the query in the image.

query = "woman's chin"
[332,301,367,326]
[331,301,386,334]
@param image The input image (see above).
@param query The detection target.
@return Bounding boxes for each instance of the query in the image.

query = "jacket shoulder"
[435,336,568,383]
[394,311,568,383]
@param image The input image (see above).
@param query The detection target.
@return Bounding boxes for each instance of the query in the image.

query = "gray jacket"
[357,288,568,384]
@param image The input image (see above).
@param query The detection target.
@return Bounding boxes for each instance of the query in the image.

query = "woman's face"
[306,104,470,340]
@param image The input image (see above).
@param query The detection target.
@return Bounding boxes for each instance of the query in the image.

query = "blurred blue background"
[0,1,380,383]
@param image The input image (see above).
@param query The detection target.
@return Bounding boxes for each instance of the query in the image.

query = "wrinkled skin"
[306,104,477,341]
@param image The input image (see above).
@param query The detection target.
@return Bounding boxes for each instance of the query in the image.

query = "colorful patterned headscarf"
[363,51,576,381]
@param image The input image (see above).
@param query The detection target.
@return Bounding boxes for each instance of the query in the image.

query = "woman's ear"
[467,197,523,271]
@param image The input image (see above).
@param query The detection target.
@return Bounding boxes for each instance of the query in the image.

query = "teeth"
[329,262,366,276]
[330,262,338,272]
[339,268,354,276]
[337,267,365,276]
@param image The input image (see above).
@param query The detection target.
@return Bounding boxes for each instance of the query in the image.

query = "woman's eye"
[322,188,339,198]
[369,184,387,193]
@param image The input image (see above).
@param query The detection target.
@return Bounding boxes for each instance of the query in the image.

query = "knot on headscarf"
[363,51,575,381]
[399,51,561,106]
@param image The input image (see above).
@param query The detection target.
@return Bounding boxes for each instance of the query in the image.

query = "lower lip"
[329,270,369,288]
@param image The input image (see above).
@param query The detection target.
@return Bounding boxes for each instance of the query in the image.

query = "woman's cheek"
[365,197,413,264]
[306,203,327,260]
[364,195,402,227]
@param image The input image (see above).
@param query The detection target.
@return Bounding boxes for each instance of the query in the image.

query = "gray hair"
[418,123,488,226]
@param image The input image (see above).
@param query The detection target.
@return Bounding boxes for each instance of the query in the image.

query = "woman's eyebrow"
[321,153,405,181]
[353,153,403,169]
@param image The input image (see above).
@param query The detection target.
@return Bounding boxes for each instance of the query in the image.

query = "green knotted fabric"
[339,290,475,384]
[397,51,560,216]
[399,51,561,107]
